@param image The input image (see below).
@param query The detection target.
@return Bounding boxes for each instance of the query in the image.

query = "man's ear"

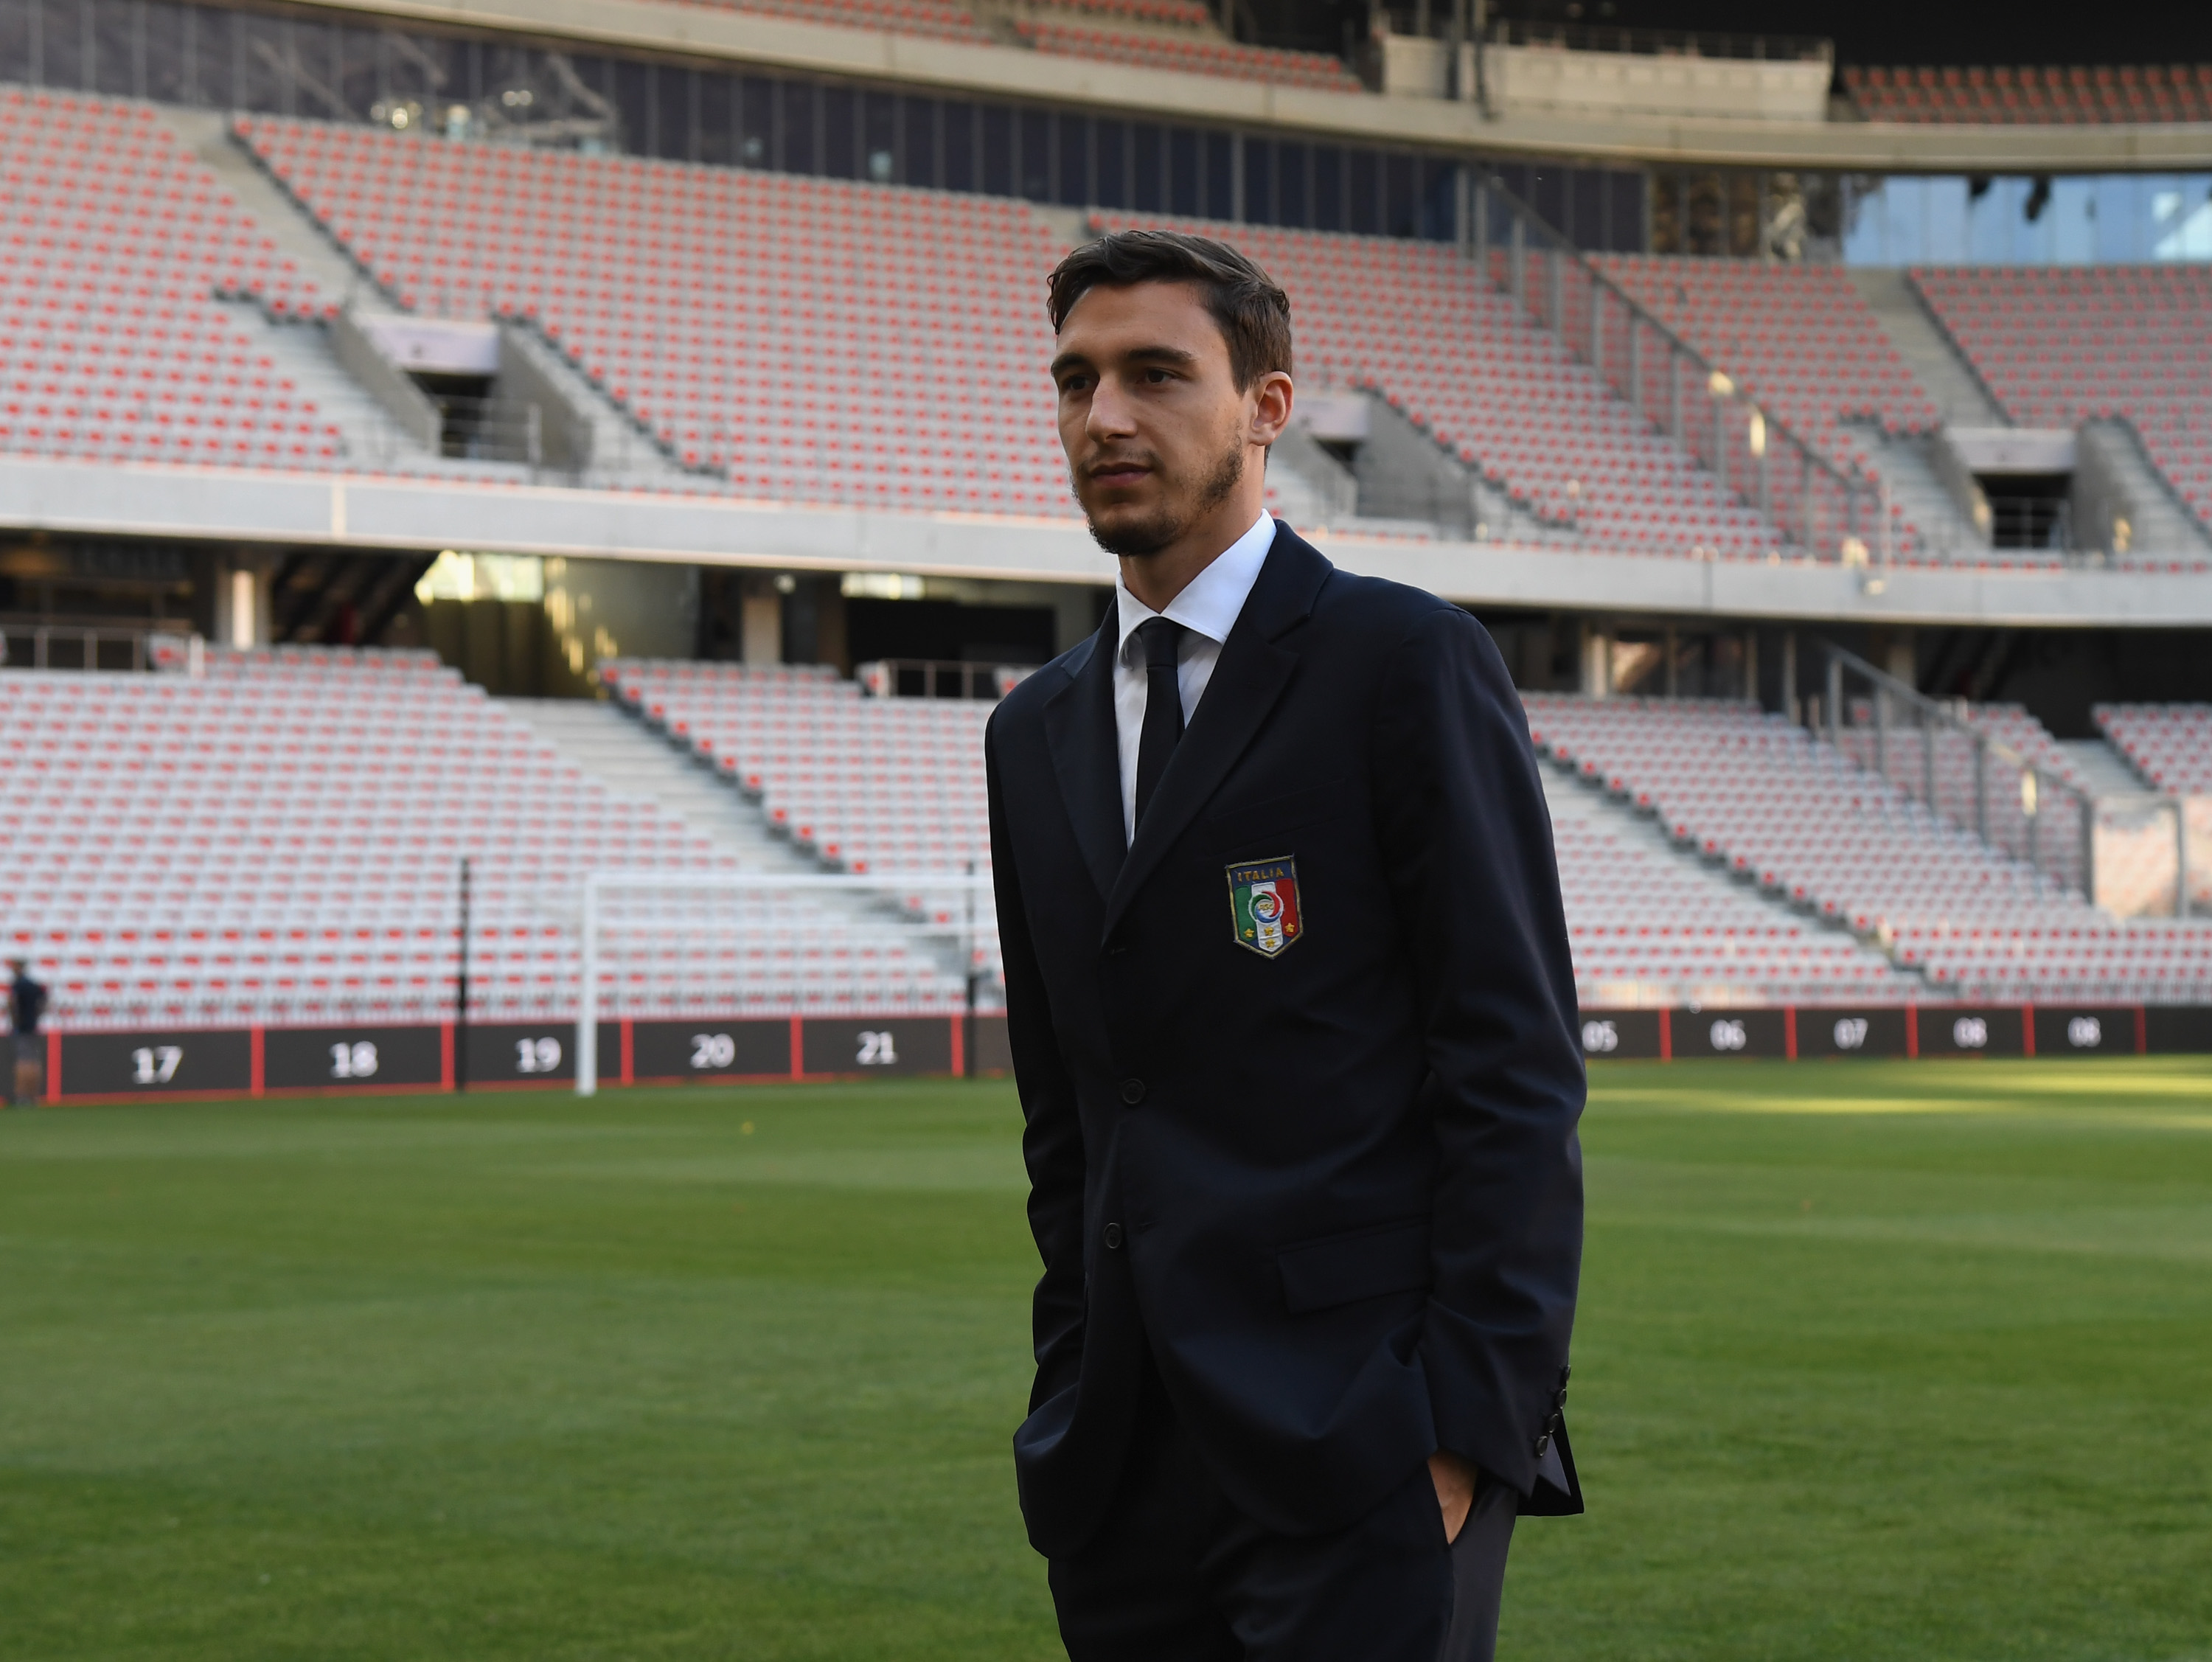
[1249,370,1293,448]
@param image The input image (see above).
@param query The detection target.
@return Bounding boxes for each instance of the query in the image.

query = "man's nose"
[1086,375,1138,440]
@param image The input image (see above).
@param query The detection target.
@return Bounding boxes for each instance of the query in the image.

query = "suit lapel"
[1043,612,1126,903]
[1102,527,1334,942]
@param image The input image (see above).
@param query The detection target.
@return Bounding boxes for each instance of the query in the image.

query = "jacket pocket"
[1206,778,1350,852]
[1276,1216,1431,1315]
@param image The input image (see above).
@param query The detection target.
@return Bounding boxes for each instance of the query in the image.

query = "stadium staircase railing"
[1809,640,2191,917]
[1469,175,1891,566]
[1,619,192,674]
[855,659,1032,700]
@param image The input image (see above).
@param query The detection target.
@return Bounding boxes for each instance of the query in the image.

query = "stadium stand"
[681,0,1360,88]
[0,86,1899,564]
[1549,811,1923,1006]
[243,116,1776,552]
[1832,703,2087,892]
[4,93,1742,547]
[239,117,1080,515]
[2097,703,2212,793]
[1843,64,2212,125]
[1911,266,2212,546]
[0,648,970,1031]
[6,0,2212,1077]
[685,0,997,44]
[1594,257,1939,560]
[1012,18,1368,91]
[9,636,2202,1031]
[1029,0,1214,28]
[1099,214,1785,557]
[593,658,1007,1007]
[606,655,1930,1007]
[0,89,343,470]
[1524,695,2212,1004]
[599,658,990,877]
[2095,705,2212,916]
[1964,701,2084,780]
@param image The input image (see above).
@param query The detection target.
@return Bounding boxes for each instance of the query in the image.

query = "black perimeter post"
[964,858,978,1079]
[455,855,472,1092]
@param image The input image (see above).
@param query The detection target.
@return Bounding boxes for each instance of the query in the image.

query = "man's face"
[1051,282,1256,557]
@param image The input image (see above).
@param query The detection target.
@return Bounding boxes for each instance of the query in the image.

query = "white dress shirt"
[1112,509,1277,844]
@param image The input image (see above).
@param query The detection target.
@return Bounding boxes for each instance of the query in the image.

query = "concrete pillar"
[810,577,849,672]
[215,561,268,648]
[741,577,782,666]
[1885,630,1916,690]
[1579,619,1610,700]
[1518,617,1554,690]
[1054,586,1107,655]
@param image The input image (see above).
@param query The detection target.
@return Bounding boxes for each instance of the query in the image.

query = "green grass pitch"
[2,1061,2208,1661]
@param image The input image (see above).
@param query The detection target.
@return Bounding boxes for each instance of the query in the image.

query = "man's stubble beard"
[1079,433,1248,559]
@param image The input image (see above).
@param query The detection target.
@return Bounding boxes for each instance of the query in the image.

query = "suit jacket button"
[1103,1222,1124,1250]
[1119,1078,1146,1105]
[1534,1433,1551,1457]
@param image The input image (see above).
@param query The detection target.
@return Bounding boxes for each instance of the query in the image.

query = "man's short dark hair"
[1046,230,1292,390]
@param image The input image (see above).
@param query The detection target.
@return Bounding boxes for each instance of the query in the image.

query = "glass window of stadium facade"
[1842,173,2212,265]
[0,0,1644,248]
[6,0,2201,266]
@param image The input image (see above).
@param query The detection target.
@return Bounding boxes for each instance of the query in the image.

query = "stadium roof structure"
[284,0,2212,173]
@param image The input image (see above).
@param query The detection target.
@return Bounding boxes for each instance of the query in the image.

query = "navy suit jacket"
[985,524,1585,1557]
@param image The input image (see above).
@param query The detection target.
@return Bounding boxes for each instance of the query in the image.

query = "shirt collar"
[1113,510,1277,660]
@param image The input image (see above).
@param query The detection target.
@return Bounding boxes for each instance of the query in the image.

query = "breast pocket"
[1276,1216,1432,1315]
[1207,778,1352,854]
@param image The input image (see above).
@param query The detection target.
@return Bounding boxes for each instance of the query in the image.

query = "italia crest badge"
[1227,858,1304,958]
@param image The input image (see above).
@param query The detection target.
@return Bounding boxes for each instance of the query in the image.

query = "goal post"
[575,870,998,1096]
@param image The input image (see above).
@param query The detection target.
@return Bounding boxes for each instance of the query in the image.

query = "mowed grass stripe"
[1,1065,2208,1660]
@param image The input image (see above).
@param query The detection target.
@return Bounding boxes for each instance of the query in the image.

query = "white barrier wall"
[2091,795,2211,919]
[1484,44,1832,124]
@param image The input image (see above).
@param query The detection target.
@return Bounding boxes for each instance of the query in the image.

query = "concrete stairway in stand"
[501,698,824,873]
[499,324,703,490]
[1842,420,1997,563]
[169,102,698,490]
[1537,751,1924,993]
[164,101,504,478]
[2079,420,2212,557]
[212,299,512,478]
[502,697,974,978]
[1848,268,2008,428]
[160,106,378,306]
[2057,737,2163,800]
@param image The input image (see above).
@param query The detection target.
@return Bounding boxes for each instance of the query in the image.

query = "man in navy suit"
[986,229,1585,1661]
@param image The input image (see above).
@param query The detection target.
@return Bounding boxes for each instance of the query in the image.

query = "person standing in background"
[5,956,46,1107]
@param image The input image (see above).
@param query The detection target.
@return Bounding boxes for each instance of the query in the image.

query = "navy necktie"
[1133,616,1187,837]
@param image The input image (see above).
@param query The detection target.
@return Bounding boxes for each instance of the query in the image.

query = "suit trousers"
[1048,1358,1517,1662]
